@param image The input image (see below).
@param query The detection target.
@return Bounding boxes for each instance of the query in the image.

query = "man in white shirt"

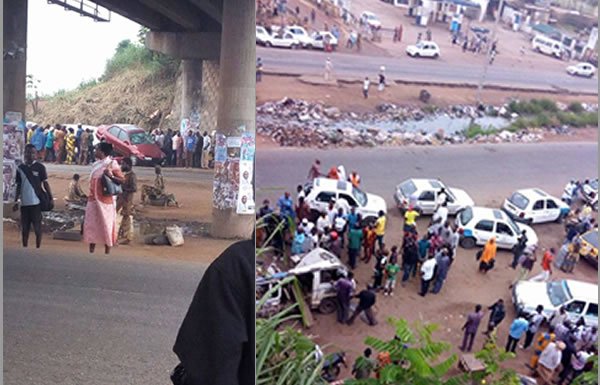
[523,305,545,350]
[333,208,347,246]
[326,200,337,225]
[316,212,330,233]
[537,341,565,385]
[201,131,211,169]
[362,77,370,98]
[433,201,448,225]
[419,255,437,297]
[300,218,315,234]
[437,187,448,209]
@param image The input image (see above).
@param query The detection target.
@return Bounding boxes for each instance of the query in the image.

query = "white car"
[256,26,272,46]
[406,41,440,58]
[582,179,598,210]
[512,279,598,327]
[305,177,387,223]
[566,62,596,78]
[265,31,300,49]
[394,178,474,215]
[360,11,381,29]
[502,188,570,224]
[284,26,314,48]
[310,31,338,50]
[455,206,538,250]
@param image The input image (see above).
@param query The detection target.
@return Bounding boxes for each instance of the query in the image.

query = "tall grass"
[103,39,179,80]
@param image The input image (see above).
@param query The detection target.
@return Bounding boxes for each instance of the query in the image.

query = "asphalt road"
[257,47,598,93]
[256,142,598,205]
[4,248,206,385]
[45,163,214,183]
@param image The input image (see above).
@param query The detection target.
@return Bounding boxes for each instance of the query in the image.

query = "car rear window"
[399,180,417,197]
[459,207,473,226]
[509,192,529,210]
[547,281,572,307]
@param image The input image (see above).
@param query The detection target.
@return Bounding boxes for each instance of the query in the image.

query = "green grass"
[505,99,597,130]
[464,123,497,138]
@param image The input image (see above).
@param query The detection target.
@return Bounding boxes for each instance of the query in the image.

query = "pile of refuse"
[257,97,596,148]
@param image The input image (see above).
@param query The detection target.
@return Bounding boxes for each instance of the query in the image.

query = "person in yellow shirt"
[374,210,386,250]
[404,206,419,232]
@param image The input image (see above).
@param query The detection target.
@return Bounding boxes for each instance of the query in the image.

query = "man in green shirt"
[352,348,376,379]
[383,259,401,296]
[347,223,363,269]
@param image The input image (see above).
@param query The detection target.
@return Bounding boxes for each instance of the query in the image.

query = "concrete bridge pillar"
[180,59,203,130]
[211,0,255,239]
[3,0,28,117]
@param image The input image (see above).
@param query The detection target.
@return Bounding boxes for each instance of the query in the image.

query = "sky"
[27,0,140,95]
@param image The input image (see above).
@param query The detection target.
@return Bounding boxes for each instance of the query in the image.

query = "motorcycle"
[321,351,347,382]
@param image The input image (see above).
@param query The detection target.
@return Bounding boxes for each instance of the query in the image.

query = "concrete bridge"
[3,0,255,238]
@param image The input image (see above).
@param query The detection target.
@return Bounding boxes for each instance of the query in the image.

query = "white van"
[531,35,563,58]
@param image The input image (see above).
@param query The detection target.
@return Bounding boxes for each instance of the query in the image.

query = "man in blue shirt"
[277,192,294,221]
[506,312,529,352]
[184,130,197,169]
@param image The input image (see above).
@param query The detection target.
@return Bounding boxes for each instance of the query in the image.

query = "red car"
[96,124,165,166]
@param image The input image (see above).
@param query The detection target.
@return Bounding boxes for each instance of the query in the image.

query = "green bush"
[568,102,584,114]
[464,123,496,138]
[508,99,557,115]
[103,39,179,80]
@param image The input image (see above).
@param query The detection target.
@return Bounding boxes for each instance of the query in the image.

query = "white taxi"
[502,188,570,224]
[456,206,538,249]
[394,178,474,215]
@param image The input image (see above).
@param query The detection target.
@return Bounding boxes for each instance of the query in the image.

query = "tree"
[572,355,598,385]
[26,74,41,116]
[473,331,519,385]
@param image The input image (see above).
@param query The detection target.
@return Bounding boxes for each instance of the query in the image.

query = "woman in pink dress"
[83,142,124,254]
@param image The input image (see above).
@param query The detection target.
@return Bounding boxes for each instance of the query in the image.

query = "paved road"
[45,163,214,183]
[258,47,598,93]
[257,142,598,205]
[4,248,205,385]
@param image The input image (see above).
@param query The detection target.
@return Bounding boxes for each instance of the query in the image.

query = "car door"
[313,191,335,213]
[495,221,515,249]
[545,199,561,222]
[418,190,436,214]
[106,126,124,155]
[564,299,587,321]
[117,129,132,156]
[584,302,598,326]
[473,219,494,245]
[530,199,545,223]
[313,34,323,49]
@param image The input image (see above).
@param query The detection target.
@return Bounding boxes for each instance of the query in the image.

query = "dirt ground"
[3,168,233,264]
[306,203,598,379]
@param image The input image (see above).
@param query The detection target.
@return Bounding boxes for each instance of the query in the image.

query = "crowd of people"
[149,128,213,169]
[256,158,597,384]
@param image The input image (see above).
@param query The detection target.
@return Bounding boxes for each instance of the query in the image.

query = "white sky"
[27,0,140,95]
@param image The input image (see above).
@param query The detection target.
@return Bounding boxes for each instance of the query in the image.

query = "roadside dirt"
[3,168,233,264]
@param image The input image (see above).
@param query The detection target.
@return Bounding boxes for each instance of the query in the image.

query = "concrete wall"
[200,60,220,135]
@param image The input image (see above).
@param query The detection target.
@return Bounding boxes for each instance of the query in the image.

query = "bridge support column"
[3,0,28,116]
[180,59,203,130]
[211,0,255,239]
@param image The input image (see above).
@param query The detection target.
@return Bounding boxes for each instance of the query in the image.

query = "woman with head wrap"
[83,142,124,254]
[479,237,497,273]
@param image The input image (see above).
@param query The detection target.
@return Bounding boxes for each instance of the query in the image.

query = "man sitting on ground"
[65,173,87,206]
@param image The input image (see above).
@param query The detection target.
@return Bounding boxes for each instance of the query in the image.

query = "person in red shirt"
[530,248,555,282]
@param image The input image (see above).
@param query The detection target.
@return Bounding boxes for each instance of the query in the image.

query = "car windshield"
[459,207,473,226]
[352,187,368,207]
[129,131,153,145]
[399,180,417,197]
[509,192,529,210]
[547,281,572,306]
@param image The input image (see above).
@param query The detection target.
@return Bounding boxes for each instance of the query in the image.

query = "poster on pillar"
[3,161,17,202]
[237,131,255,215]
[212,133,241,211]
[3,112,25,203]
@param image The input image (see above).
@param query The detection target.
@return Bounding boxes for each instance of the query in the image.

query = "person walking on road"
[347,285,377,326]
[382,257,400,296]
[362,77,370,98]
[479,237,497,273]
[537,341,565,385]
[431,249,451,293]
[256,57,263,82]
[530,248,554,282]
[335,272,354,324]
[374,210,386,250]
[15,144,53,248]
[201,131,211,169]
[83,142,125,255]
[401,237,419,285]
[510,249,536,288]
[511,230,528,268]
[117,157,137,245]
[506,313,529,353]
[419,254,436,296]
[529,328,556,370]
[324,57,333,81]
[484,299,506,335]
[460,304,484,352]
[378,66,386,92]
[348,224,363,269]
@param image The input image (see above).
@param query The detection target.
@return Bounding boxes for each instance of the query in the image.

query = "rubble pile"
[257,98,597,148]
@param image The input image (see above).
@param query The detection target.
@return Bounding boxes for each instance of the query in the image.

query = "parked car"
[305,177,387,224]
[502,188,570,224]
[284,25,314,48]
[512,279,598,327]
[265,31,300,49]
[582,178,598,210]
[578,230,598,268]
[310,31,338,50]
[394,178,474,215]
[256,25,272,46]
[360,11,381,29]
[96,124,165,166]
[406,41,440,58]
[456,206,538,249]
[531,35,564,58]
[566,62,596,78]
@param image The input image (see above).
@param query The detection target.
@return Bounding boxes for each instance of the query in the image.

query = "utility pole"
[476,0,505,104]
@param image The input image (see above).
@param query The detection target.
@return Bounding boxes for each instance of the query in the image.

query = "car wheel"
[460,237,476,249]
[415,52,420,58]
[318,298,337,314]
[291,44,298,50]
[265,42,272,48]
[305,44,312,49]
[433,53,439,58]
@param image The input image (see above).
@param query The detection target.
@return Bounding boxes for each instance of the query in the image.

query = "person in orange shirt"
[478,237,497,273]
[362,224,377,263]
[349,171,361,188]
[530,248,555,282]
[375,351,391,379]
